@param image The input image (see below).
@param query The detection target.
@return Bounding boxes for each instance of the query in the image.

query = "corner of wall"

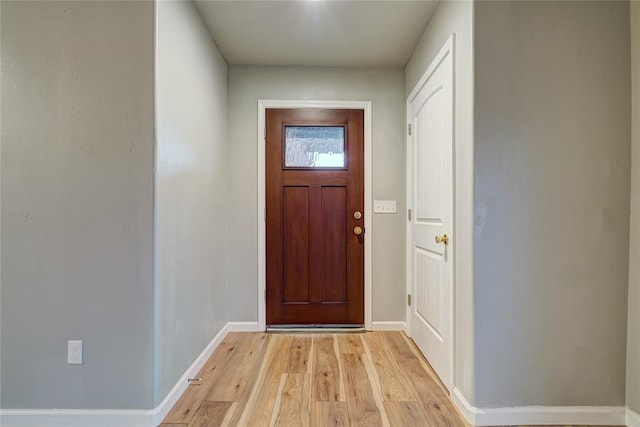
[153,0,230,407]
[628,0,640,415]
[0,0,3,408]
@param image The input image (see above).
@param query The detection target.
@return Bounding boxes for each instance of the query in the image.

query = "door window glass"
[284,126,345,168]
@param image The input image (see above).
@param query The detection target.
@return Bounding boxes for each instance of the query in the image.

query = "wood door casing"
[266,109,364,326]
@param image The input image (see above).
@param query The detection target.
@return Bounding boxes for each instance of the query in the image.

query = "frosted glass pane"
[285,126,345,168]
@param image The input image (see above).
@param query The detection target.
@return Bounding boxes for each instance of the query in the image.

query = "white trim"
[1,329,634,427]
[405,34,456,392]
[0,321,242,427]
[371,321,407,332]
[0,409,154,427]
[452,387,627,426]
[151,322,230,425]
[628,407,640,427]
[452,387,479,425]
[257,100,373,331]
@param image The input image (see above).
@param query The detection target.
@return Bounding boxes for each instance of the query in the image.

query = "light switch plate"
[374,200,397,214]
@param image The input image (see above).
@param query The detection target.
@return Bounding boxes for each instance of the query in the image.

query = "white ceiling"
[194,1,440,68]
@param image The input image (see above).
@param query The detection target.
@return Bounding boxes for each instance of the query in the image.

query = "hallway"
[1,2,638,425]
[160,332,466,426]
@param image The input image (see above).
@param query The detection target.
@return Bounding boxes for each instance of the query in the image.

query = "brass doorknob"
[354,226,363,236]
[435,234,449,245]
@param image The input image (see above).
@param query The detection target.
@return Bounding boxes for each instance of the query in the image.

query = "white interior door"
[407,36,454,392]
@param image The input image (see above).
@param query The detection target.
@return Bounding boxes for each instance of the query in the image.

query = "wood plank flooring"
[160,331,465,427]
[159,331,621,427]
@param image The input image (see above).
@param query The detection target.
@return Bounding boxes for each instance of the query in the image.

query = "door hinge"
[407,294,412,306]
[264,208,266,222]
[408,209,412,221]
[407,123,412,136]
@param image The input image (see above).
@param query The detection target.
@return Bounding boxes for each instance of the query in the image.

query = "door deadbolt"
[353,211,362,220]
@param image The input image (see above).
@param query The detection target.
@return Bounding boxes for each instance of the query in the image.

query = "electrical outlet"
[374,200,397,214]
[68,340,83,365]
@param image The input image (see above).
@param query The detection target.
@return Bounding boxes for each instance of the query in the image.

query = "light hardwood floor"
[160,331,467,426]
[159,331,622,427]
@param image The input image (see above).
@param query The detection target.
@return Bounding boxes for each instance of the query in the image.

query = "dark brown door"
[266,109,364,326]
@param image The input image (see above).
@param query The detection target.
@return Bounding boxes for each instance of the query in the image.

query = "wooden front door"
[266,109,364,326]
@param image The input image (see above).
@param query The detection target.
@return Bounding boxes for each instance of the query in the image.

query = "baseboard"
[628,407,640,427]
[0,409,154,427]
[4,323,632,427]
[151,322,231,425]
[227,321,260,332]
[452,387,626,426]
[452,387,479,425]
[370,321,407,331]
[0,322,234,427]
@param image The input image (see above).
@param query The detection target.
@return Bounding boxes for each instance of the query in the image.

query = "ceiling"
[194,1,440,68]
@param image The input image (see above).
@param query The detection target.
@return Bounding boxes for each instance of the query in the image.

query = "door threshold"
[267,325,365,333]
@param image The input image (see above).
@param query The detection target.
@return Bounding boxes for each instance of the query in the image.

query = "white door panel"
[407,36,454,392]
[416,87,444,222]
[415,248,444,339]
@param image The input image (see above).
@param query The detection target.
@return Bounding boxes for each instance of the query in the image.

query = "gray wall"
[629,0,640,415]
[0,0,3,406]
[404,1,475,404]
[1,1,155,409]
[474,1,630,407]
[227,66,406,323]
[154,1,229,405]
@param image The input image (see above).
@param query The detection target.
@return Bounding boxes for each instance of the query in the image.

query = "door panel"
[415,248,444,339]
[266,109,364,326]
[321,186,347,303]
[283,186,310,303]
[408,40,454,391]
[416,88,444,221]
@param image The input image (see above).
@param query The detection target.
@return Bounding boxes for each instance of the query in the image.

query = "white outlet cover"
[68,340,83,365]
[374,200,397,214]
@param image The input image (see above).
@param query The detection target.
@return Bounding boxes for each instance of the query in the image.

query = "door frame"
[405,35,456,391]
[257,100,373,331]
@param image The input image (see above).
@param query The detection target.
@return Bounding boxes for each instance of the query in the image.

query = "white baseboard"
[452,387,626,426]
[227,321,260,332]
[0,322,235,427]
[452,387,479,425]
[151,322,232,425]
[3,325,633,427]
[0,409,154,427]
[628,407,640,427]
[370,321,407,331]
